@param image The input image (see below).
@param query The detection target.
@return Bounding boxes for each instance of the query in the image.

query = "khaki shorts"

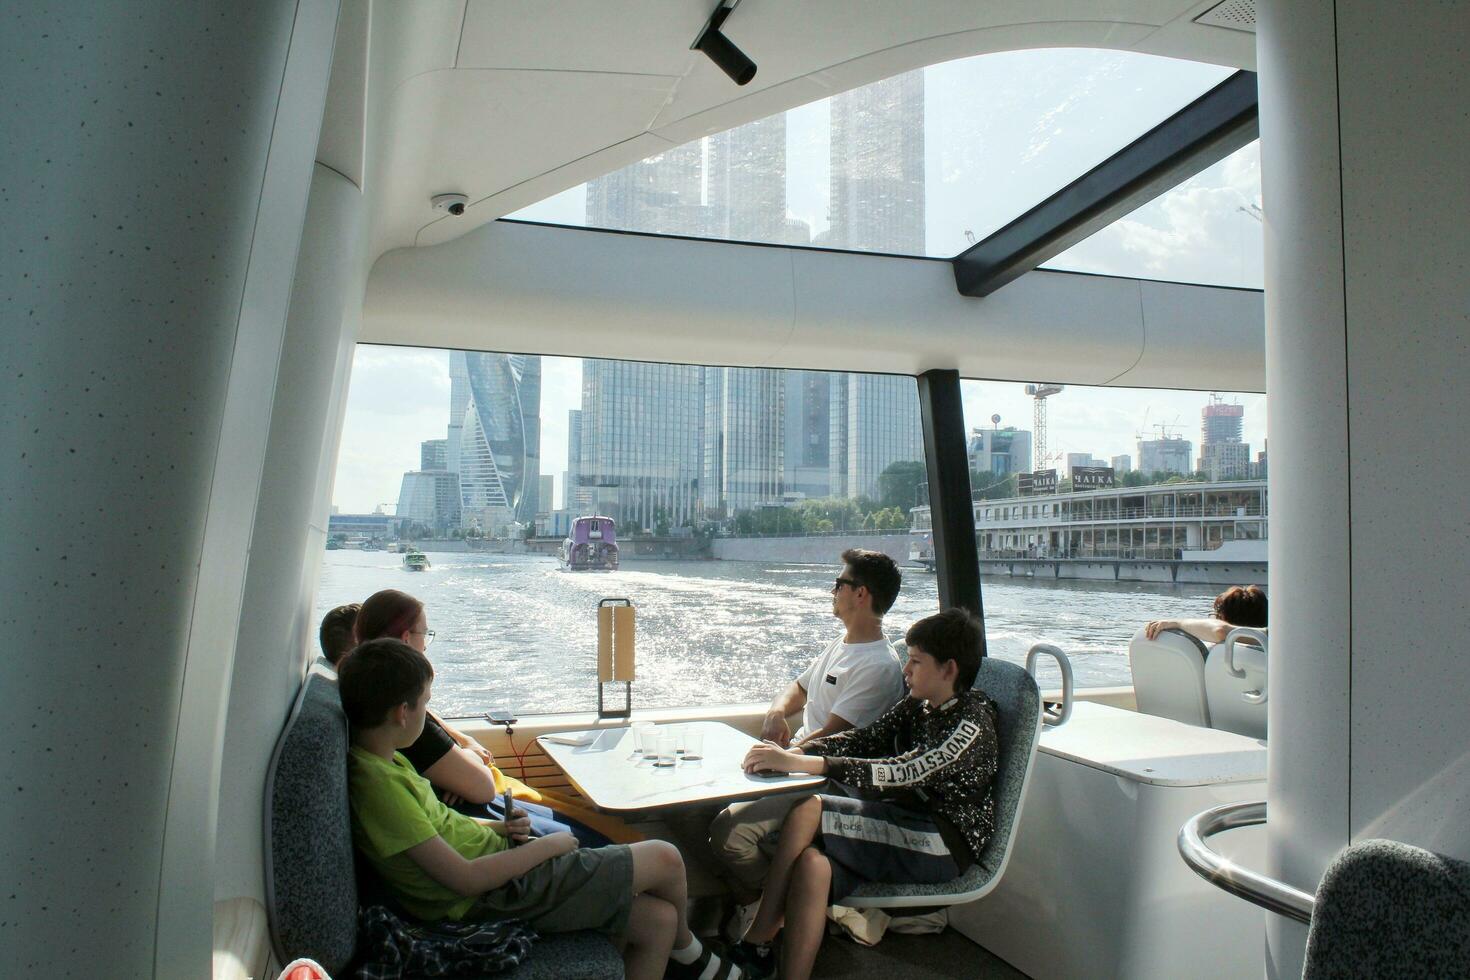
[463,843,635,936]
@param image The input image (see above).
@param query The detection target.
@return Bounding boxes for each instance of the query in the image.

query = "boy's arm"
[823,700,997,794]
[404,832,578,897]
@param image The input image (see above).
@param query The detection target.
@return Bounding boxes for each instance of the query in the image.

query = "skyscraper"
[586,142,705,236]
[826,70,926,253]
[1138,436,1193,476]
[420,438,447,472]
[579,358,702,530]
[702,367,785,514]
[1198,395,1249,480]
[706,115,809,245]
[834,374,924,500]
[565,408,593,513]
[447,351,470,474]
[783,370,833,499]
[456,352,541,529]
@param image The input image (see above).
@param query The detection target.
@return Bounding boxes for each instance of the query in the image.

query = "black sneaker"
[727,939,776,980]
[666,939,747,980]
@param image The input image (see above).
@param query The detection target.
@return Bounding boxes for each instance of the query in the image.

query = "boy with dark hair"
[339,638,746,980]
[318,602,361,665]
[734,608,998,980]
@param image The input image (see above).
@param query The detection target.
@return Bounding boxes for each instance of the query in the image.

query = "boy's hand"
[543,832,578,855]
[743,741,795,774]
[505,807,532,844]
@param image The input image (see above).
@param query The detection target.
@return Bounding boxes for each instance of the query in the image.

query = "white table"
[537,720,825,813]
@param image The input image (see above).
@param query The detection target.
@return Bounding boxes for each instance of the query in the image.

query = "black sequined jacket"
[802,689,1000,863]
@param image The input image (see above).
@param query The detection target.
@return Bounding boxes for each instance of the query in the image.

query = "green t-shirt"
[348,746,510,920]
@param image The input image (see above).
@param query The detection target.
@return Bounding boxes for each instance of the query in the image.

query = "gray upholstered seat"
[842,657,1042,909]
[264,662,623,978]
[1304,838,1470,979]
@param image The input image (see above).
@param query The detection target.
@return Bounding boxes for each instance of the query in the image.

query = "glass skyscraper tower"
[455,351,541,528]
[579,358,702,530]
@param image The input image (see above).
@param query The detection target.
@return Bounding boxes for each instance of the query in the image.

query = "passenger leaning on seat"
[339,639,746,980]
[1144,584,1268,645]
[731,609,999,980]
[348,589,636,847]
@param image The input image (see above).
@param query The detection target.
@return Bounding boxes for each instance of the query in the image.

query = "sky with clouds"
[332,49,1266,514]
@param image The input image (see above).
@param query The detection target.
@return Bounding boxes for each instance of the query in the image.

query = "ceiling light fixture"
[691,0,755,86]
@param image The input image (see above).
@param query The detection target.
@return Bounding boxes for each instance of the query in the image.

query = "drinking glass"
[633,723,656,760]
[654,733,678,768]
[683,728,704,762]
[671,724,687,754]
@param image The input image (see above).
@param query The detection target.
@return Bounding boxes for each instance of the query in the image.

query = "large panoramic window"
[1044,141,1263,289]
[319,348,936,715]
[508,49,1234,261]
[948,380,1268,690]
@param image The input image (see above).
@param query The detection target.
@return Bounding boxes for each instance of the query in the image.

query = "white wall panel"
[1258,0,1470,975]
[1337,1,1470,851]
[0,1,336,975]
[364,219,1265,391]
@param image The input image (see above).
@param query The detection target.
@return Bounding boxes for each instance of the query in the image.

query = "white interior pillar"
[1258,1,1470,975]
[215,163,366,904]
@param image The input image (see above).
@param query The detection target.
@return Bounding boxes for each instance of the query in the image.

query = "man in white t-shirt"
[709,549,905,929]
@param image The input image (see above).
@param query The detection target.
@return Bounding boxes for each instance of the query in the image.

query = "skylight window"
[507,49,1235,262]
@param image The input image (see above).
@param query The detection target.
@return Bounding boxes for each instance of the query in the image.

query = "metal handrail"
[1178,801,1316,924]
[1025,643,1073,727]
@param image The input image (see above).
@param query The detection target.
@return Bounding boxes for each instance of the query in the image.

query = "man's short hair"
[841,548,902,616]
[905,608,984,690]
[1214,585,1267,628]
[318,603,361,666]
[337,638,433,730]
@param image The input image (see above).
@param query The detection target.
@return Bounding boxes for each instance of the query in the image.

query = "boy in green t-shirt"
[339,638,752,980]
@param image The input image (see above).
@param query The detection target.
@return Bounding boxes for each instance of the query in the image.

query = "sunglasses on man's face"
[832,577,860,593]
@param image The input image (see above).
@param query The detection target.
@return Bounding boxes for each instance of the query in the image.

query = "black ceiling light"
[692,0,756,86]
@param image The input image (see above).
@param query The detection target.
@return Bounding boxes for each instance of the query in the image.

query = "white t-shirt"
[792,634,905,743]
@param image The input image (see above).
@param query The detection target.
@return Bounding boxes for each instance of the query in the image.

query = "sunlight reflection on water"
[315,551,1225,716]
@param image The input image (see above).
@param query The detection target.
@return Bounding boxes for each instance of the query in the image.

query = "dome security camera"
[431,193,469,216]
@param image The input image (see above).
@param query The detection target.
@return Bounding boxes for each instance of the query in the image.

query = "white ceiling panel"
[374,68,678,248]
[457,0,706,76]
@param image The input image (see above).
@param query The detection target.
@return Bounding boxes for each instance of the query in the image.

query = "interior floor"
[811,928,1028,980]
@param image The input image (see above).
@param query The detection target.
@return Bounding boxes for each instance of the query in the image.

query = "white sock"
[670,935,703,965]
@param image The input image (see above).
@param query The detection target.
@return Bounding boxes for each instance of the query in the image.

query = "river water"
[314,550,1228,716]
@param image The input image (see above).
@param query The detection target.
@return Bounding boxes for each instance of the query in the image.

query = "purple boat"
[560,516,620,571]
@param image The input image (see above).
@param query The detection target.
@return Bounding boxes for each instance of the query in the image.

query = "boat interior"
[5,1,1469,977]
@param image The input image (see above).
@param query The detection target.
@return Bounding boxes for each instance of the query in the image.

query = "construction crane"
[1024,383,1064,471]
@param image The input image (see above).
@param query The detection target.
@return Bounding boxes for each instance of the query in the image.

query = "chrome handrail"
[1178,801,1315,924]
[1025,643,1073,727]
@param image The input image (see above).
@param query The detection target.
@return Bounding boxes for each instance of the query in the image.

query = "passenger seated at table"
[708,550,905,936]
[1144,585,1268,645]
[339,638,745,980]
[730,608,999,980]
[344,590,637,847]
